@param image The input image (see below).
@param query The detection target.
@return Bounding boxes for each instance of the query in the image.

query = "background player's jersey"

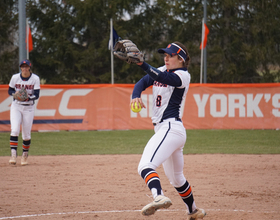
[151,65,190,123]
[9,73,40,105]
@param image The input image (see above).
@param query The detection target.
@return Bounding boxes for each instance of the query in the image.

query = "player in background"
[8,59,40,166]
[131,42,206,220]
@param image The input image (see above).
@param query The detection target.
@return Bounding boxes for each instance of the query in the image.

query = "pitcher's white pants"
[138,119,187,187]
[10,102,35,140]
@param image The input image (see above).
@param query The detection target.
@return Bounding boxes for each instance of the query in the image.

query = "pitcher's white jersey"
[132,63,190,124]
[151,65,190,123]
[9,73,40,105]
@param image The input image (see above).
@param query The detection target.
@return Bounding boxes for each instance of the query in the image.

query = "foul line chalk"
[0,210,141,220]
[0,209,277,219]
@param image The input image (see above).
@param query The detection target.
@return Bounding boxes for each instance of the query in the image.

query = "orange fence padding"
[0,83,279,131]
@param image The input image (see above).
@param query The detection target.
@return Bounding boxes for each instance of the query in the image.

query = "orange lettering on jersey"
[153,81,167,87]
[15,84,34,90]
[25,85,34,90]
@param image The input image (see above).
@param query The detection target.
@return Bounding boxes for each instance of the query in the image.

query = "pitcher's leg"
[138,124,179,198]
[163,148,206,219]
[163,148,197,213]
[138,125,176,216]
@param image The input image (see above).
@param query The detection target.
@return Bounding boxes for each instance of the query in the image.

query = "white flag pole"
[19,0,26,69]
[26,18,29,59]
[200,19,205,84]
[110,18,114,84]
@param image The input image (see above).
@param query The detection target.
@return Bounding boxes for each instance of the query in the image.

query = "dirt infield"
[0,154,279,220]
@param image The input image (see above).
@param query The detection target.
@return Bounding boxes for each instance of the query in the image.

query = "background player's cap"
[158,43,187,61]
[19,59,31,67]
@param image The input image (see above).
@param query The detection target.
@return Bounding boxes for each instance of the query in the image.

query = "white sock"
[186,201,197,214]
[11,149,17,157]
[152,188,164,199]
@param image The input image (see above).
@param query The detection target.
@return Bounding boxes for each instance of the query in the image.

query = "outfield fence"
[0,83,279,131]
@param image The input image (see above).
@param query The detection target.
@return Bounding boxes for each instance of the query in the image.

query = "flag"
[26,24,33,52]
[200,23,209,49]
[108,27,121,50]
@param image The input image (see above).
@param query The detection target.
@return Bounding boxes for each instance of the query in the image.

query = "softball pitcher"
[8,59,40,166]
[130,42,206,219]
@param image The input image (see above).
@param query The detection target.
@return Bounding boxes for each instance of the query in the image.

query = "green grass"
[185,129,280,154]
[0,129,279,156]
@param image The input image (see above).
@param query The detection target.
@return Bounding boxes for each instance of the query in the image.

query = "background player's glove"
[113,40,144,64]
[12,87,29,101]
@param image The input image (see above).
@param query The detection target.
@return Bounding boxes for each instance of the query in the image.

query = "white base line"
[0,209,277,219]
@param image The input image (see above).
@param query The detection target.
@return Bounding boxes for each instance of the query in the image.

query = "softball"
[131,102,142,113]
